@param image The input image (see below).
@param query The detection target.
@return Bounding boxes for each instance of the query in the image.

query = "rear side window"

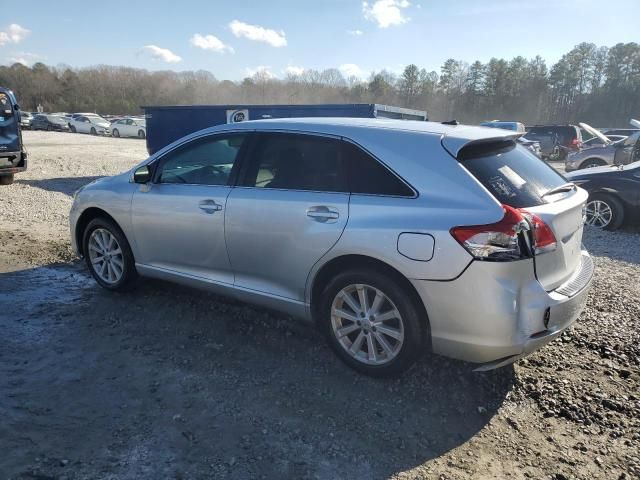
[243,133,347,192]
[343,142,414,197]
[459,141,567,208]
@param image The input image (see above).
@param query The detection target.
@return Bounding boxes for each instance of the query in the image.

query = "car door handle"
[306,206,339,223]
[198,199,223,214]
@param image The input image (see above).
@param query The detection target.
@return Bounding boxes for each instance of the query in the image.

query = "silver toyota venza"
[70,118,594,376]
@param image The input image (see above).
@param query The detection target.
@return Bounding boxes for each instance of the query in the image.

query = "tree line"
[1,41,638,127]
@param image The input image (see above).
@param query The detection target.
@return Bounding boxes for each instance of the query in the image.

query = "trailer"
[142,103,428,155]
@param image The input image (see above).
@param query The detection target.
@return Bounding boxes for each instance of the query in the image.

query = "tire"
[584,194,624,231]
[82,217,138,291]
[112,128,120,138]
[47,125,52,131]
[0,174,14,185]
[580,158,606,169]
[90,127,97,135]
[70,125,76,133]
[318,268,427,377]
[138,129,146,139]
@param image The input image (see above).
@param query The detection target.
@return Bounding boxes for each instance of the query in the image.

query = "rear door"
[225,132,349,301]
[459,141,587,291]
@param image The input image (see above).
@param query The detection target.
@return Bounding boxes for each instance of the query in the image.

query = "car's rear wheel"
[580,158,606,169]
[319,269,426,377]
[584,194,624,230]
[82,217,138,291]
[138,129,146,139]
[0,174,14,185]
[112,128,120,138]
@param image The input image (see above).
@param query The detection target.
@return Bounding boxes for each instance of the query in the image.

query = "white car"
[68,114,111,135]
[111,117,146,139]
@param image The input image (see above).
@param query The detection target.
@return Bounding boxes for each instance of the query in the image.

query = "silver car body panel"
[70,118,593,366]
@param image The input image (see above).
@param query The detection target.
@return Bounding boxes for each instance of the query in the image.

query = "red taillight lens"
[451,205,557,261]
[519,211,557,254]
[451,205,530,261]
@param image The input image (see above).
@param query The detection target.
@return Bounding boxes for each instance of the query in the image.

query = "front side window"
[243,133,347,192]
[156,134,246,186]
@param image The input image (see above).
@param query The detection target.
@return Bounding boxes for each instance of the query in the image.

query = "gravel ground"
[1,131,638,480]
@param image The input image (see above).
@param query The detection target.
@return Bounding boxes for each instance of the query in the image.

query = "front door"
[131,133,248,284]
[225,132,349,301]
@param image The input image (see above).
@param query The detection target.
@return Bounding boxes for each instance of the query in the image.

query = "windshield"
[47,115,67,124]
[459,141,567,207]
[87,115,108,124]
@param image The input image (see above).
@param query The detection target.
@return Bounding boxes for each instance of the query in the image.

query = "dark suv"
[524,125,583,160]
[0,87,27,185]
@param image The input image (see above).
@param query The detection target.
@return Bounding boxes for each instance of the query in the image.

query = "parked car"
[31,114,71,132]
[111,117,146,139]
[600,128,639,137]
[19,111,33,129]
[479,121,541,157]
[566,161,640,230]
[524,125,583,160]
[582,134,626,147]
[68,114,111,135]
[565,131,639,172]
[0,87,27,185]
[480,120,526,132]
[70,118,593,376]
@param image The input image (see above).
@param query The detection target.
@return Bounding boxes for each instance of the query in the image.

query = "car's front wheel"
[70,125,76,133]
[82,217,138,291]
[580,158,606,169]
[112,128,120,138]
[138,129,146,139]
[0,174,14,185]
[319,269,426,377]
[584,194,624,230]
[90,127,97,135]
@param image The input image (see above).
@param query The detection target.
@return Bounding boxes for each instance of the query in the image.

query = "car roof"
[198,117,521,157]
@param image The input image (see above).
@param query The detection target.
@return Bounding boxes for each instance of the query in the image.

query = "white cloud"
[140,45,182,63]
[229,20,287,48]
[245,66,275,79]
[190,33,234,53]
[283,65,305,76]
[6,52,43,66]
[347,29,364,36]
[339,63,368,79]
[0,24,30,46]
[363,0,411,28]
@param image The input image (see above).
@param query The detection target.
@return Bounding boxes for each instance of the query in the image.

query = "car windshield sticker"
[488,175,516,198]
[498,165,527,188]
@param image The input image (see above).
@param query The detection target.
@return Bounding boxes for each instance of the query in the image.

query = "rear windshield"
[526,126,579,143]
[459,141,567,207]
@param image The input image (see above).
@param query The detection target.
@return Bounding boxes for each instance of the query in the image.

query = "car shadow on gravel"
[17,176,103,196]
[1,262,515,479]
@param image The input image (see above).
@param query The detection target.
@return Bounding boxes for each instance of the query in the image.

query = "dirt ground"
[1,131,638,480]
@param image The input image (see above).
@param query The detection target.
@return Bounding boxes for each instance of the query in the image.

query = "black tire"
[586,194,625,231]
[580,158,606,169]
[82,217,138,291]
[112,128,120,138]
[0,174,14,185]
[70,125,76,133]
[47,125,52,131]
[138,129,146,139]
[90,127,97,135]
[318,268,427,377]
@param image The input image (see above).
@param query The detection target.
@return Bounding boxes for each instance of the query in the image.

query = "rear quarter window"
[459,141,567,208]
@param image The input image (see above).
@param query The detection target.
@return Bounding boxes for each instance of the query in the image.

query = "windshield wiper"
[542,182,576,197]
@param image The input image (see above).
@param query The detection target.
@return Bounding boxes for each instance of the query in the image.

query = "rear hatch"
[456,140,587,291]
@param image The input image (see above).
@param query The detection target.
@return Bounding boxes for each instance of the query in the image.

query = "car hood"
[566,165,619,179]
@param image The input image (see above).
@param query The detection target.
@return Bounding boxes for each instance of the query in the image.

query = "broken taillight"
[451,205,556,261]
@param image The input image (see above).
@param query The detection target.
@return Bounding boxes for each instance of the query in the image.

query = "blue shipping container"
[143,103,427,154]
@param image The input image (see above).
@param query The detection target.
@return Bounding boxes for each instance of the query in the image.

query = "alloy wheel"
[330,284,404,365]
[584,200,613,228]
[88,228,125,284]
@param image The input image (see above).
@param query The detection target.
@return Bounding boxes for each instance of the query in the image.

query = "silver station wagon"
[70,118,594,376]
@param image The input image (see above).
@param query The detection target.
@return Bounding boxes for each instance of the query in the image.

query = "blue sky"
[1,0,638,80]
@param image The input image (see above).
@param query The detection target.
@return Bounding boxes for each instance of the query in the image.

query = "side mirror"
[133,165,151,184]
